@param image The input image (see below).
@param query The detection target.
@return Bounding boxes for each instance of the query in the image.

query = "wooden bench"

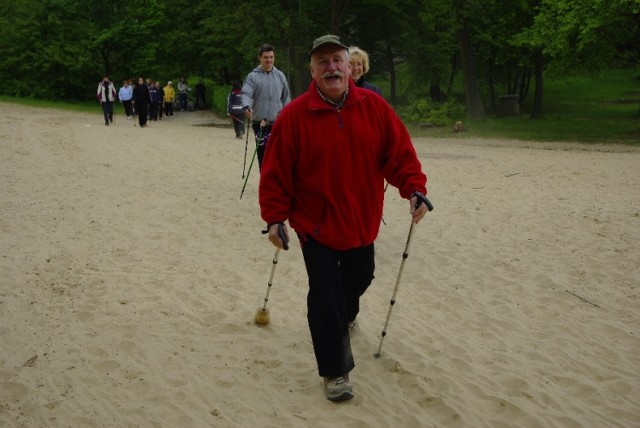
[603,96,640,112]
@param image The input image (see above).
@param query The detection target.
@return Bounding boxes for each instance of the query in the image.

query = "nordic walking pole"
[374,194,433,358]
[240,141,259,199]
[255,223,289,325]
[229,115,245,124]
[381,182,390,225]
[240,122,266,199]
[242,117,250,178]
[254,247,280,325]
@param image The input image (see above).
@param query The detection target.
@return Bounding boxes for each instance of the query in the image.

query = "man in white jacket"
[96,75,116,126]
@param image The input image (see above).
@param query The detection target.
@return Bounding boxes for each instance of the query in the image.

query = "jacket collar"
[308,79,364,111]
[254,65,279,74]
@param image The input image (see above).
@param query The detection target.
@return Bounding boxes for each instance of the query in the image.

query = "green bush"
[180,78,233,117]
[398,98,466,126]
[209,83,231,117]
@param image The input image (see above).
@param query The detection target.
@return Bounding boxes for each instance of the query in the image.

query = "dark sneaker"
[324,375,354,401]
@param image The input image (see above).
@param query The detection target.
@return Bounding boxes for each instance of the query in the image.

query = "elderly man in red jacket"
[258,34,430,402]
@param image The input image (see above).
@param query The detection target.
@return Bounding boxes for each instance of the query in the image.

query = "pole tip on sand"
[373,352,381,359]
[254,308,270,325]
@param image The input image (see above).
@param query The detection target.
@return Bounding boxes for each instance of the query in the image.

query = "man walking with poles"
[241,43,291,170]
[258,35,430,402]
[97,75,116,126]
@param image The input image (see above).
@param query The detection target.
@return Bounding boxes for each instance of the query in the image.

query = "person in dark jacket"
[156,81,165,119]
[348,46,382,96]
[194,80,206,110]
[226,81,245,139]
[259,35,430,402]
[132,77,151,127]
[148,82,160,121]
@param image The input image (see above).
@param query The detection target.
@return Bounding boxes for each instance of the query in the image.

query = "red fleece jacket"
[259,79,427,251]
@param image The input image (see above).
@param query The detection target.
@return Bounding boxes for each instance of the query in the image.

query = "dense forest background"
[1,0,638,120]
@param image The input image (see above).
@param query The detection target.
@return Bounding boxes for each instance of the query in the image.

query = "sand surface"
[1,102,639,427]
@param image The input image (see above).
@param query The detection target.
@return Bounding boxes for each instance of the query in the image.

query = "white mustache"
[322,71,344,79]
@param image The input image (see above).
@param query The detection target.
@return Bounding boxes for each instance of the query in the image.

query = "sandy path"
[1,103,638,427]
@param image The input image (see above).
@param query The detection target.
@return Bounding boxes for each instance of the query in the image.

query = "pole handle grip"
[412,191,434,211]
[277,223,289,250]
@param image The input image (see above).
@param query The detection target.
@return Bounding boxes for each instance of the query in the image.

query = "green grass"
[407,68,640,144]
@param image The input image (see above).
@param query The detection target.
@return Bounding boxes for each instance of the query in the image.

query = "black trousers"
[195,93,206,109]
[164,101,173,117]
[122,100,133,117]
[252,121,273,170]
[101,101,113,123]
[300,235,375,377]
[137,105,148,126]
[231,113,245,137]
[149,103,158,121]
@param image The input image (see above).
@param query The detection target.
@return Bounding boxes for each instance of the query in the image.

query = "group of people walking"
[96,76,202,127]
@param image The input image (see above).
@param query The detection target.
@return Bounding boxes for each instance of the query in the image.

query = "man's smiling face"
[311,45,351,103]
[259,51,275,72]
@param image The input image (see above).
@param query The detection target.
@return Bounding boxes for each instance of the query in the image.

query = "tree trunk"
[530,49,544,119]
[429,82,446,102]
[330,0,350,33]
[488,77,496,112]
[457,25,484,118]
[519,68,531,106]
[292,0,310,98]
[100,45,111,77]
[386,42,397,105]
[447,52,457,95]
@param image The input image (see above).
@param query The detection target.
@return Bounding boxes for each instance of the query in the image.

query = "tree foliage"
[519,0,640,73]
[0,0,637,119]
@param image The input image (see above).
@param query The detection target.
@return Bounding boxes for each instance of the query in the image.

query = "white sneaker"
[323,375,353,401]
